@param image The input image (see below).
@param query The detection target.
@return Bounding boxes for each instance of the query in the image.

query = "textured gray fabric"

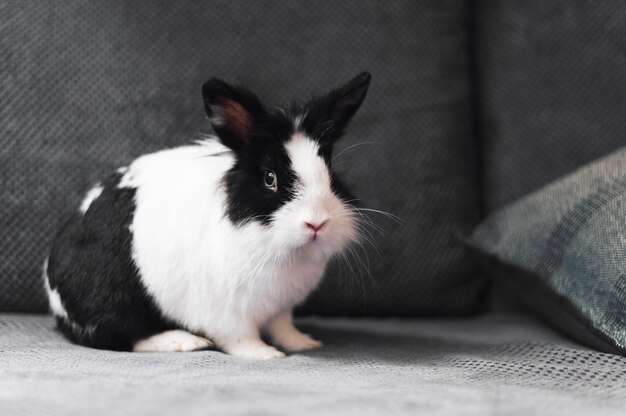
[0,1,484,315]
[476,0,626,211]
[2,313,626,416]
[471,148,626,354]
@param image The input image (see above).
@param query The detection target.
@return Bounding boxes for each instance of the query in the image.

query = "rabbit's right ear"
[202,79,267,153]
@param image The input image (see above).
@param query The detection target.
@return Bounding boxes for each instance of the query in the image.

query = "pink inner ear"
[218,97,252,140]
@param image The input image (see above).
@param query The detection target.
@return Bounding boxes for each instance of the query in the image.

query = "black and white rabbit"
[44,72,371,359]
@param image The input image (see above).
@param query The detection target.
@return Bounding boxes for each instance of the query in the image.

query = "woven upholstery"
[2,313,625,415]
[0,0,484,315]
[471,148,626,354]
[476,0,626,211]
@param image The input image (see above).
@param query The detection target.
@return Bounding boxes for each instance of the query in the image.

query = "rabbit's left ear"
[202,78,267,153]
[327,71,371,129]
[302,72,371,142]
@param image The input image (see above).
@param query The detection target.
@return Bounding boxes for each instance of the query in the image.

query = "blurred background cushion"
[476,0,626,211]
[0,1,485,315]
[471,147,626,355]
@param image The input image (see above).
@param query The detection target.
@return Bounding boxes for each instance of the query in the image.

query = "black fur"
[218,107,297,225]
[296,71,371,164]
[202,78,267,153]
[47,172,175,351]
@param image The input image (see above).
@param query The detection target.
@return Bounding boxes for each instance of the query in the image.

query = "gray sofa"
[2,1,626,415]
[3,313,625,415]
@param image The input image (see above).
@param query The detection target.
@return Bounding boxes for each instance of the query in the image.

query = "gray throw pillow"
[470,147,626,355]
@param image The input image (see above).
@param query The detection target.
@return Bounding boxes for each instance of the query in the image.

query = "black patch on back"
[47,172,176,351]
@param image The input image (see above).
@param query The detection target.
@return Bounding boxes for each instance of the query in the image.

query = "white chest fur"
[124,140,329,344]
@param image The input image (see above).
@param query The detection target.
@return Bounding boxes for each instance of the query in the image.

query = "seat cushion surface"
[1,313,625,416]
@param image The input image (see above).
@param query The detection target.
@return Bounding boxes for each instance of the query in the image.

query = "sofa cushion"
[0,1,484,315]
[477,0,626,211]
[471,148,626,355]
[1,313,625,415]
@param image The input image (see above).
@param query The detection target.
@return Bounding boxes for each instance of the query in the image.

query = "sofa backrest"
[476,0,626,212]
[1,1,485,315]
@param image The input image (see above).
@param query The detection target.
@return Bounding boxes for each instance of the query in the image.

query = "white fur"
[79,184,103,214]
[293,114,306,131]
[43,258,67,319]
[265,310,323,352]
[133,330,213,352]
[119,132,356,358]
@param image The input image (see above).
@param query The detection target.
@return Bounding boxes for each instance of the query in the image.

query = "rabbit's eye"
[264,170,278,192]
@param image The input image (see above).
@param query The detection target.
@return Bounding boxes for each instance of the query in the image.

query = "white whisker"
[333,142,381,162]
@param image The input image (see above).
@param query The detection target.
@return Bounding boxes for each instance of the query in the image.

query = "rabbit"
[43,72,371,359]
